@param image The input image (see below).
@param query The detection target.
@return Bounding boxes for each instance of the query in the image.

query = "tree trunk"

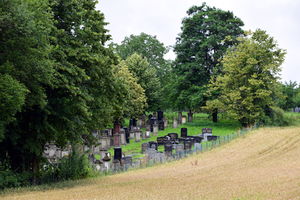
[188,110,193,122]
[212,108,218,123]
[32,156,40,185]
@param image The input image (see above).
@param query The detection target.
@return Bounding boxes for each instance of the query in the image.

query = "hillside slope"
[2,127,300,200]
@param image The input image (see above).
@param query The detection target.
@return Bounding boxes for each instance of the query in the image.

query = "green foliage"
[112,60,147,119]
[113,32,170,79]
[278,81,300,110]
[208,30,286,127]
[172,2,244,111]
[124,54,161,111]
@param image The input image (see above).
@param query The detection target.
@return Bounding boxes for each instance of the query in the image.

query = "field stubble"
[2,127,300,200]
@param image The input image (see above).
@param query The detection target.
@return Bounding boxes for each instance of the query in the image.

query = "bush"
[41,152,94,183]
[0,165,29,189]
[263,106,290,126]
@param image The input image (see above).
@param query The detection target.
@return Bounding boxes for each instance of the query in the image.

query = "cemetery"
[43,112,239,173]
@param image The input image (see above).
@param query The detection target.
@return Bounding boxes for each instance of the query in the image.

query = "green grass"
[109,112,241,156]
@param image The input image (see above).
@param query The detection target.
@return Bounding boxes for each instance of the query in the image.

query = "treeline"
[0,0,292,188]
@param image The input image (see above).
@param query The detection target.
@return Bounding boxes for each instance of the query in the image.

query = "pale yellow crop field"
[2,127,300,200]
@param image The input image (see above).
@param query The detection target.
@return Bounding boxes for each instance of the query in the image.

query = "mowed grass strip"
[2,126,300,200]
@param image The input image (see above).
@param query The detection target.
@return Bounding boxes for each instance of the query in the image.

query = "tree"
[112,60,147,120]
[124,53,161,111]
[0,0,55,180]
[113,33,170,80]
[0,0,120,183]
[278,81,298,110]
[173,3,244,121]
[208,30,286,127]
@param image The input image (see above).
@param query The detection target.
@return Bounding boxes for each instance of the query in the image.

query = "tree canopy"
[172,3,244,113]
[207,30,286,127]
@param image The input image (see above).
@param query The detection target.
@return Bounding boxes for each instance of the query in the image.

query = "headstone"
[157,111,164,121]
[173,118,178,128]
[188,112,193,122]
[148,141,158,150]
[175,144,184,155]
[145,131,151,138]
[181,128,188,138]
[135,129,141,142]
[164,143,173,157]
[100,136,110,150]
[168,133,178,140]
[120,129,126,145]
[114,147,122,161]
[153,124,158,136]
[129,118,137,130]
[182,116,187,124]
[141,143,150,153]
[113,159,121,171]
[130,129,135,139]
[178,112,182,125]
[164,118,168,128]
[123,156,132,169]
[184,140,193,151]
[102,153,111,171]
[158,120,165,130]
[124,128,130,144]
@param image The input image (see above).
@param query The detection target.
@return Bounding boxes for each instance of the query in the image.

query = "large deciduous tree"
[208,30,286,127]
[124,53,161,111]
[173,3,244,121]
[113,33,170,80]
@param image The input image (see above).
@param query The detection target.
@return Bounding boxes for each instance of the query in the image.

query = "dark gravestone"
[207,135,218,141]
[181,128,188,138]
[129,118,137,129]
[157,136,167,145]
[184,140,193,150]
[168,133,178,140]
[148,141,158,150]
[157,111,164,121]
[164,143,173,156]
[114,147,122,161]
[158,120,164,130]
[124,128,130,144]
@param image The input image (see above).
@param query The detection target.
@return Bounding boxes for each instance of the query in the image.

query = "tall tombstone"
[188,111,193,122]
[113,120,121,135]
[163,118,168,128]
[157,111,164,121]
[153,123,159,136]
[129,118,137,130]
[181,128,188,138]
[135,128,141,142]
[102,153,111,171]
[120,129,126,145]
[178,111,183,125]
[113,134,121,147]
[173,118,178,128]
[124,128,130,144]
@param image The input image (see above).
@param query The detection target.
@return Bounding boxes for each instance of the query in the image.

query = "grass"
[3,126,300,200]
[107,112,241,156]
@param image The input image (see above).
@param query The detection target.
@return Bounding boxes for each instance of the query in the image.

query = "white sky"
[97,0,300,83]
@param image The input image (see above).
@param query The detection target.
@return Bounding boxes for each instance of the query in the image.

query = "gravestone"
[164,143,173,157]
[113,121,121,134]
[158,120,165,130]
[135,129,141,142]
[202,128,213,141]
[141,143,150,153]
[123,156,132,169]
[164,118,168,128]
[129,118,137,130]
[178,112,182,125]
[145,130,151,138]
[148,141,158,150]
[182,116,187,124]
[102,152,111,171]
[184,140,193,151]
[114,147,122,161]
[130,129,135,139]
[173,118,178,128]
[153,124,158,136]
[124,128,130,144]
[113,159,121,172]
[157,111,164,121]
[120,129,126,145]
[168,133,178,140]
[181,128,188,138]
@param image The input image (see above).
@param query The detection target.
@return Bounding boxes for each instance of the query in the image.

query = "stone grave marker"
[181,128,188,138]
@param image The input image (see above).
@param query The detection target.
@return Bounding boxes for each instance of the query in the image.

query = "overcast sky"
[97,0,300,83]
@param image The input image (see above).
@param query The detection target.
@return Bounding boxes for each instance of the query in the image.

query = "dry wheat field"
[2,127,300,200]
